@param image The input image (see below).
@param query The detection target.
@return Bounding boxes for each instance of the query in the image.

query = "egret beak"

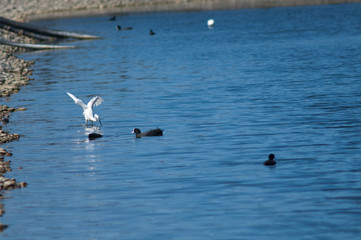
[99,118,102,126]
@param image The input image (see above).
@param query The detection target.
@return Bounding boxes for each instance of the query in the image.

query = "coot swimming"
[264,154,276,166]
[132,128,163,138]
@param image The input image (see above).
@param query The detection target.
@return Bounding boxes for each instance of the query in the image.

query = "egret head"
[94,114,102,126]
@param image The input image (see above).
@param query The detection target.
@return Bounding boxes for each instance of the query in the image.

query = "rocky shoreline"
[1,0,361,234]
[0,2,37,229]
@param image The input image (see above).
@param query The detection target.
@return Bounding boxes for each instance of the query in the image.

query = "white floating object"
[207,19,215,27]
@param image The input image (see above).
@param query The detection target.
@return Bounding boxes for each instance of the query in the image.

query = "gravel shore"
[0,0,360,233]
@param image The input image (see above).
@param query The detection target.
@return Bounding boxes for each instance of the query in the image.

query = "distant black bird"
[88,133,103,140]
[1,114,9,131]
[109,16,116,21]
[132,128,163,138]
[149,29,156,35]
[264,154,276,166]
[116,25,133,31]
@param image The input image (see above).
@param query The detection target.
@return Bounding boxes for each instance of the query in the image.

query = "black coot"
[88,133,103,140]
[132,128,163,138]
[264,154,276,166]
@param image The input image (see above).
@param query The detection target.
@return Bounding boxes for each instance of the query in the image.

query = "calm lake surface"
[2,3,361,239]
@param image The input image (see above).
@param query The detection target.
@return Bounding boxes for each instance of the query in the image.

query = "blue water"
[2,3,361,239]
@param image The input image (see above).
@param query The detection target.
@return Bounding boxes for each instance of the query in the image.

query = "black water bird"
[116,25,133,31]
[132,128,163,138]
[88,133,103,140]
[149,29,156,35]
[264,154,276,166]
[109,16,116,21]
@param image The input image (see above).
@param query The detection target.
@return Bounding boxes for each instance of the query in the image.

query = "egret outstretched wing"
[66,92,103,127]
[88,96,104,108]
[67,92,87,109]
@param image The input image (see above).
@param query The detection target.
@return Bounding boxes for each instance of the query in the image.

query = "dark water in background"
[2,3,361,239]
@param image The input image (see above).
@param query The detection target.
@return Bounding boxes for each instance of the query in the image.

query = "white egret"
[66,92,103,127]
[207,19,215,27]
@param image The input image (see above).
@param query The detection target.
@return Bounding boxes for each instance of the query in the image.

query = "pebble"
[0,175,27,191]
[0,129,21,145]
[0,149,25,187]
[0,202,6,231]
[0,224,8,232]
